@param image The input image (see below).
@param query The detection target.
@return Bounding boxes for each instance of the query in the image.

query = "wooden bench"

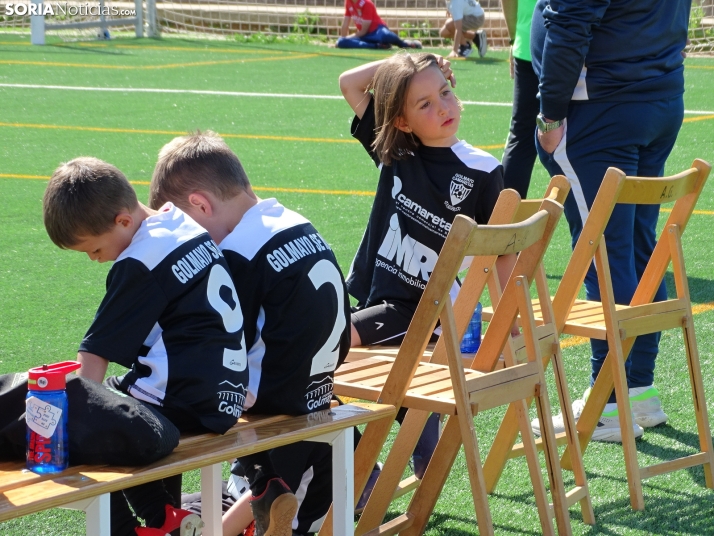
[0,402,395,536]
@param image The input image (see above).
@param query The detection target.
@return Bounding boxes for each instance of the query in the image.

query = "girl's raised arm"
[338,59,386,119]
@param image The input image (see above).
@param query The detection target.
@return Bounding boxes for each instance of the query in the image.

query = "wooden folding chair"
[476,177,593,524]
[319,191,576,536]
[488,159,713,511]
[547,159,714,510]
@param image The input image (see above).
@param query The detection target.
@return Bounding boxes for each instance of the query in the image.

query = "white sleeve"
[448,0,464,20]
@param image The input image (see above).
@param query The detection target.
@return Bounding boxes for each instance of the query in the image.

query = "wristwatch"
[536,113,564,133]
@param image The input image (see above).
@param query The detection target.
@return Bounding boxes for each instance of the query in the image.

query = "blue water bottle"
[26,361,81,474]
[460,302,482,354]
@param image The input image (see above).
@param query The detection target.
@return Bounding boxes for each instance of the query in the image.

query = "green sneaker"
[630,386,668,427]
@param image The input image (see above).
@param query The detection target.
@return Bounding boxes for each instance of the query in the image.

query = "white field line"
[0,83,509,107]
[0,84,712,114]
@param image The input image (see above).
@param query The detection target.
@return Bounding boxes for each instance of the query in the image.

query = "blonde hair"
[43,157,138,248]
[371,52,458,165]
[149,130,250,210]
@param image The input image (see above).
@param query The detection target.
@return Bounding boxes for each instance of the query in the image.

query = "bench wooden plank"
[0,403,395,524]
[0,413,297,494]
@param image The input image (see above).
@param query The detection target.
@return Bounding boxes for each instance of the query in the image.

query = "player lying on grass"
[24,157,248,536]
[149,131,351,536]
[337,0,422,50]
[338,51,515,494]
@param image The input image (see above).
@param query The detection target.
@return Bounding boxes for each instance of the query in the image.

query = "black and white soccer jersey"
[219,198,351,416]
[79,204,249,434]
[347,98,504,309]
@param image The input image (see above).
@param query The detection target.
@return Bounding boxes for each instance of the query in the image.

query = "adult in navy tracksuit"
[530,0,690,406]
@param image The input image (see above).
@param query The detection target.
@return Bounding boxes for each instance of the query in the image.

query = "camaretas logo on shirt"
[445,173,474,212]
[391,176,452,238]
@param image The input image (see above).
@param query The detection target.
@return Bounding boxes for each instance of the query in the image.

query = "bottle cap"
[27,361,82,391]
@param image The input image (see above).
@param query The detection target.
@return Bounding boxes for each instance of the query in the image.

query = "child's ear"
[115,212,133,228]
[394,116,412,134]
[187,192,213,216]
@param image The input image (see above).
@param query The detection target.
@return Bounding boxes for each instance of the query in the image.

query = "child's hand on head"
[437,56,456,88]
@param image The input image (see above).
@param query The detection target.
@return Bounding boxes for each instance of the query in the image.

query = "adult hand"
[437,55,457,87]
[537,123,565,153]
[447,50,460,60]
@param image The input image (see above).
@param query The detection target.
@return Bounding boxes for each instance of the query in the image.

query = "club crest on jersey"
[446,173,475,212]
[305,376,334,411]
[449,181,472,207]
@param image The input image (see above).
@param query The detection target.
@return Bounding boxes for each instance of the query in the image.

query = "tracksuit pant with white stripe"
[535,95,684,400]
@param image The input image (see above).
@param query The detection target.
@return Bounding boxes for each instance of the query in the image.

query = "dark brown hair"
[371,52,454,165]
[149,130,250,210]
[43,157,138,248]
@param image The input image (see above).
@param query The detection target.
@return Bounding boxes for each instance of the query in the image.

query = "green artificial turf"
[0,34,713,535]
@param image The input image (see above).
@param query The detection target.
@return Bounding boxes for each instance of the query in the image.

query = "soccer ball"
[97,29,111,40]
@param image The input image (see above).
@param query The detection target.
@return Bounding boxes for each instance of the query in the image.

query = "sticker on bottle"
[26,396,62,439]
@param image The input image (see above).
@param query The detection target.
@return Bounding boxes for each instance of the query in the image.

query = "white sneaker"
[630,385,668,427]
[531,389,644,443]
[593,403,644,442]
[531,396,585,436]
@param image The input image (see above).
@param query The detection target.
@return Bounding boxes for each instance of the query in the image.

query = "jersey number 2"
[308,259,346,376]
[207,264,248,372]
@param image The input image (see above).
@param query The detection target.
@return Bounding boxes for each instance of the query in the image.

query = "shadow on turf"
[637,424,713,485]
[380,510,543,535]
[666,272,714,305]
[587,488,714,535]
[48,43,131,55]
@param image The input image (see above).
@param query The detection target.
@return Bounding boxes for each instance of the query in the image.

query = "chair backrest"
[551,159,710,325]
[422,178,570,373]
[372,191,565,409]
[622,159,710,306]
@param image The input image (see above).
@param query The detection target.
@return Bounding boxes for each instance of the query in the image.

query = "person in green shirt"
[501,0,539,198]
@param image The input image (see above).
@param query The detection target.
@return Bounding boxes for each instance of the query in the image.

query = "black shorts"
[0,373,179,466]
[351,300,438,346]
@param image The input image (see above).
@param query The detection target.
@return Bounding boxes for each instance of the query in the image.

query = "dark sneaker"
[161,504,204,536]
[412,413,440,479]
[475,30,488,57]
[458,42,473,58]
[403,39,422,49]
[355,463,383,514]
[250,478,298,536]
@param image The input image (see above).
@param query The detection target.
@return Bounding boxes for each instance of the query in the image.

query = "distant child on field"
[338,52,511,488]
[440,0,488,58]
[42,157,249,536]
[149,132,352,536]
[337,0,422,50]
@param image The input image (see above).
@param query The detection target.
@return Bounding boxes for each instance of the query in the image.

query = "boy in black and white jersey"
[150,132,351,536]
[42,157,249,536]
